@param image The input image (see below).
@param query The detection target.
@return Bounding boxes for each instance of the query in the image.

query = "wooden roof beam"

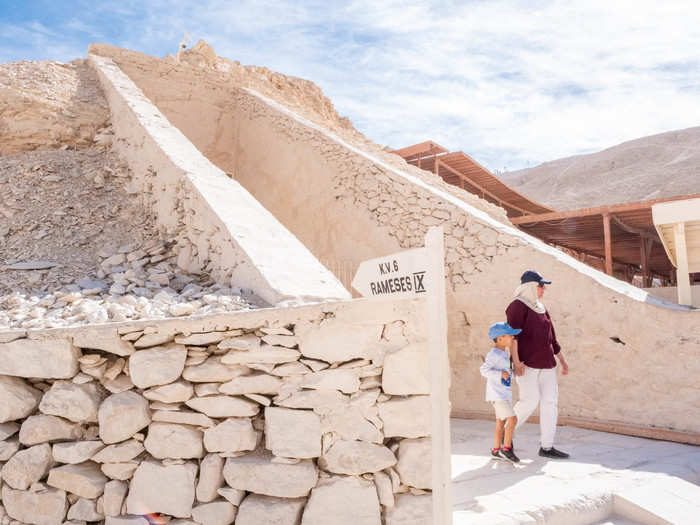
[512,194,700,225]
[611,215,662,245]
[391,141,448,159]
[436,157,532,217]
[524,231,663,269]
[440,151,554,213]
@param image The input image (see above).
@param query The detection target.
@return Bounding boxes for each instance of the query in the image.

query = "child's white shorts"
[491,400,515,420]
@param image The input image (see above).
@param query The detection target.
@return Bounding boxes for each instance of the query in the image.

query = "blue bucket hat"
[520,270,551,285]
[488,322,522,340]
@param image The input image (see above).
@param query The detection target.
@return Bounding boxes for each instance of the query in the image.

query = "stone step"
[613,477,700,525]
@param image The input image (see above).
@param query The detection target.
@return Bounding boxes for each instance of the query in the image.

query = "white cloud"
[4,0,700,170]
[318,0,700,169]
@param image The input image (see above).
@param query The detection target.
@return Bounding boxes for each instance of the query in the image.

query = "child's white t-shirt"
[479,347,512,402]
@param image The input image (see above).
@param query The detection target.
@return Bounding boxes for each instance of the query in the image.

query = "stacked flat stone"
[0,308,431,524]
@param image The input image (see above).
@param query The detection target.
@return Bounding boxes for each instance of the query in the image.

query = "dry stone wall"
[0,298,432,525]
[92,45,700,436]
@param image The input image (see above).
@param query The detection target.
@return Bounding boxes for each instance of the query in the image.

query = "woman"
[507,270,570,459]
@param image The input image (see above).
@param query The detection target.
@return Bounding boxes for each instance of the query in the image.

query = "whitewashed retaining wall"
[87,53,349,306]
[98,48,700,437]
[0,299,431,525]
[86,44,700,436]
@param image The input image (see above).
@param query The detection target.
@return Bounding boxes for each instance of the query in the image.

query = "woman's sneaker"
[491,448,501,459]
[539,447,569,459]
[498,447,520,463]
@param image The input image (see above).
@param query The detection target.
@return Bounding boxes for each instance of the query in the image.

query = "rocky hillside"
[0,146,257,330]
[0,59,109,154]
[1,50,274,330]
[501,126,700,210]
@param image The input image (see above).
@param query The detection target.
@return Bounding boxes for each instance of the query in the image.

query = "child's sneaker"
[491,448,501,459]
[501,440,515,451]
[498,447,520,463]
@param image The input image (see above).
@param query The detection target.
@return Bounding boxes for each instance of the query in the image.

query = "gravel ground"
[0,145,259,330]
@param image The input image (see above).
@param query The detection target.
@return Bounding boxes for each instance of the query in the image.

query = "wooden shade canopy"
[393,142,552,217]
[393,141,700,285]
[652,198,700,305]
[510,198,700,282]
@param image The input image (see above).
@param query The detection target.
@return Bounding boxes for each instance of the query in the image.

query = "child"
[480,322,522,463]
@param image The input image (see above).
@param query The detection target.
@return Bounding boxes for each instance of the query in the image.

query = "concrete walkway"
[451,419,700,524]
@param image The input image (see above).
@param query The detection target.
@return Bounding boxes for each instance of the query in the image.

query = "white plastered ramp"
[87,54,349,306]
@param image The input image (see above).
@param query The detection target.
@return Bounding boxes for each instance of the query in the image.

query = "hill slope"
[501,126,700,210]
[0,59,109,154]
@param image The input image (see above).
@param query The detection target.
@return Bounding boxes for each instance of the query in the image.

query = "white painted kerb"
[87,54,350,305]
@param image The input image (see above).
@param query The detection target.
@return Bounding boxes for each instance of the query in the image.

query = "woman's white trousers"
[513,367,558,449]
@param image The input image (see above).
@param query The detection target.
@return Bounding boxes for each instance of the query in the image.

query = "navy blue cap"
[520,270,551,285]
[488,322,522,340]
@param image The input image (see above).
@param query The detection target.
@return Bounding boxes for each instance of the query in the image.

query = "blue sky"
[2,1,700,171]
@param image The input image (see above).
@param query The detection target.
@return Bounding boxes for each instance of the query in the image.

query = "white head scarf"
[513,281,546,314]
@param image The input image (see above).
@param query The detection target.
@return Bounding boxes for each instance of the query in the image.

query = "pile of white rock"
[0,240,258,331]
[0,309,432,524]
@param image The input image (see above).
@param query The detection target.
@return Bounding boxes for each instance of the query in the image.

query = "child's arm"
[507,301,527,376]
[510,339,524,376]
[480,352,506,382]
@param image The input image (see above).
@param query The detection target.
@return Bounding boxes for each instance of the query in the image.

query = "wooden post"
[425,226,452,525]
[644,238,654,287]
[417,155,422,169]
[603,213,613,275]
[673,222,692,306]
[640,234,650,287]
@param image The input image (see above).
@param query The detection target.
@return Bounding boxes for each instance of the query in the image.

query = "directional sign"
[351,227,452,525]
[350,247,428,299]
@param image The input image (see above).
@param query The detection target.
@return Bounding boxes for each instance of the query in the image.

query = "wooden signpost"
[350,247,429,300]
[352,226,452,524]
